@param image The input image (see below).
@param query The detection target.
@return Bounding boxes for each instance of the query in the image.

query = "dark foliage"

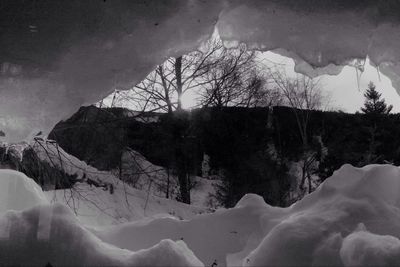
[49,106,128,170]
[50,105,400,207]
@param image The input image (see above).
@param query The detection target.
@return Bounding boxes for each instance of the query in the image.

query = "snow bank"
[94,193,281,267]
[0,169,48,214]
[0,204,203,267]
[0,169,203,266]
[340,226,400,267]
[93,164,400,267]
[5,162,400,266]
[244,164,400,267]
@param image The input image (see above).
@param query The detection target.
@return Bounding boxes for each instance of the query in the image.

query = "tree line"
[72,33,395,206]
[100,34,329,204]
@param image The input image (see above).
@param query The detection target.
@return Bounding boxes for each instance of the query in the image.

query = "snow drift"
[0,204,203,267]
[3,164,400,266]
[0,170,203,266]
[0,169,48,214]
[244,164,400,267]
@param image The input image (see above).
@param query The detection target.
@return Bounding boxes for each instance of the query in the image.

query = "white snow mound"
[0,169,48,214]
[4,164,400,266]
[0,203,203,266]
[95,164,400,267]
[340,226,400,267]
[244,164,400,267]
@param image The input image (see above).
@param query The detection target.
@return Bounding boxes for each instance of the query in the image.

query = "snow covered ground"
[0,202,202,266]
[45,182,209,226]
[29,139,215,226]
[3,162,400,266]
[118,148,218,207]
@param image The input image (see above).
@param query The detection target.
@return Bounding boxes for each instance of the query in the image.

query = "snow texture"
[0,169,48,214]
[5,152,400,266]
[0,204,203,267]
[90,164,400,266]
[340,226,400,267]
[244,164,400,267]
[30,139,210,226]
[46,181,208,227]
[2,1,400,141]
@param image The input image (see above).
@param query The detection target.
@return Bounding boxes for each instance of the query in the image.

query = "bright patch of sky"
[102,50,400,114]
[258,52,400,113]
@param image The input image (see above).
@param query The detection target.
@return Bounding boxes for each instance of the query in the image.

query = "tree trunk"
[166,168,170,199]
[173,57,190,203]
[175,137,190,204]
[177,164,190,204]
[158,65,173,114]
[300,160,307,191]
[175,56,183,111]
[171,112,191,204]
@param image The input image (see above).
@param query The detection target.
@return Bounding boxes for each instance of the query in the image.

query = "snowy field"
[2,162,400,266]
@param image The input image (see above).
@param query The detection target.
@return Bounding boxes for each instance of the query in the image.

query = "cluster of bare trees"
[109,36,286,113]
[117,37,222,113]
[267,69,327,196]
[102,34,329,203]
[109,35,327,116]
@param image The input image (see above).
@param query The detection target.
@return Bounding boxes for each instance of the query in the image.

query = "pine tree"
[361,82,392,115]
[360,82,390,166]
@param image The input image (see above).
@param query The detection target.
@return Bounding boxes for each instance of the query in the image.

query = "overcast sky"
[260,52,400,114]
[105,51,400,114]
[180,52,400,113]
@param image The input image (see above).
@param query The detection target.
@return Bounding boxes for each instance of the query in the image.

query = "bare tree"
[269,70,326,194]
[198,43,257,108]
[109,36,259,204]
[242,71,284,108]
[119,37,223,114]
[109,35,274,112]
[271,71,323,147]
[98,36,284,204]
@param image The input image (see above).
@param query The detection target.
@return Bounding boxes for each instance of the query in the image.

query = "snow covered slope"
[31,139,111,181]
[30,140,211,226]
[45,182,208,227]
[118,147,218,207]
[4,163,400,266]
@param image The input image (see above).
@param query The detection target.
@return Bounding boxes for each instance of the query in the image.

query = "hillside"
[0,139,215,226]
[49,105,400,207]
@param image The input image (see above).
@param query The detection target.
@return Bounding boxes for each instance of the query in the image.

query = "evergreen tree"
[360,82,391,166]
[361,82,392,115]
